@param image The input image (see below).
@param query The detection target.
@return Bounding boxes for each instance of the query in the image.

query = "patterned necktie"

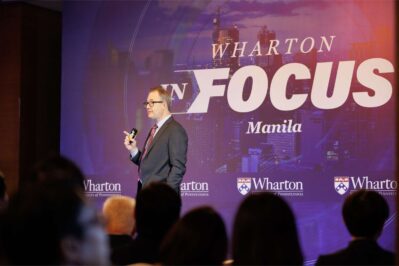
[142,124,158,159]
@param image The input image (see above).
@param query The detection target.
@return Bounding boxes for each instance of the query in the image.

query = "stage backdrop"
[61,1,396,263]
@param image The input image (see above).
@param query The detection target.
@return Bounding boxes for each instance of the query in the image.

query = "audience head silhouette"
[102,195,136,265]
[103,195,136,236]
[232,192,303,265]
[110,182,181,265]
[30,155,85,190]
[3,182,110,265]
[135,182,181,239]
[160,206,228,265]
[315,190,394,265]
[343,189,389,239]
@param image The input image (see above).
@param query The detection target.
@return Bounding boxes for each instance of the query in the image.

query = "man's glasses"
[143,101,163,107]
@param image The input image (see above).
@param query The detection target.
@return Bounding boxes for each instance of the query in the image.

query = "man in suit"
[316,190,395,265]
[124,86,188,194]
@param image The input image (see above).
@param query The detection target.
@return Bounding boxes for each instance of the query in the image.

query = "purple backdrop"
[61,1,396,264]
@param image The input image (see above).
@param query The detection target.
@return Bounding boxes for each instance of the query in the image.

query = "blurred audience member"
[30,155,85,190]
[102,195,136,263]
[316,190,395,265]
[3,182,110,265]
[0,171,8,210]
[160,206,228,265]
[112,182,181,265]
[232,192,303,265]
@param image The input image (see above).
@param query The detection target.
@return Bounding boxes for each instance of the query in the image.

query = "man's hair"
[3,182,86,264]
[149,86,172,110]
[342,190,389,238]
[135,182,181,238]
[103,195,136,235]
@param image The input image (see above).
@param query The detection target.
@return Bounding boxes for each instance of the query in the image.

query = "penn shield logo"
[237,178,251,195]
[334,176,350,195]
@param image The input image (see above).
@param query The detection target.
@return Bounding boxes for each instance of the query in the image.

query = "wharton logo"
[334,176,397,196]
[84,179,122,198]
[180,181,209,197]
[237,178,251,195]
[334,176,350,195]
[237,177,304,196]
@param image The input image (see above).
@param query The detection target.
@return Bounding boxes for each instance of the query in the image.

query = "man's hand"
[123,131,137,151]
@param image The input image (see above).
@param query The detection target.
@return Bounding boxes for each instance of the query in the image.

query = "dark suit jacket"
[131,116,188,193]
[316,239,395,265]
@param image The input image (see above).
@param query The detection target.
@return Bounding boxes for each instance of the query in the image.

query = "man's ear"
[60,236,81,264]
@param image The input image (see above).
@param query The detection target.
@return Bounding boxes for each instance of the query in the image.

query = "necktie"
[142,124,158,159]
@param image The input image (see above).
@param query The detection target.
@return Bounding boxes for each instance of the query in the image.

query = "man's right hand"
[123,131,138,152]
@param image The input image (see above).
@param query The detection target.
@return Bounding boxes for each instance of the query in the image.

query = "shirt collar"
[156,114,172,129]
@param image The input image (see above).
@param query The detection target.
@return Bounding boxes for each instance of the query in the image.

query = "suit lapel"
[143,116,173,159]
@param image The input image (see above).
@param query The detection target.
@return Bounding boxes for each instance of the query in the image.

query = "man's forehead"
[147,91,161,100]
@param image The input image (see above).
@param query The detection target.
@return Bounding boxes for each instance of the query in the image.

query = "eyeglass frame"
[143,101,163,107]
